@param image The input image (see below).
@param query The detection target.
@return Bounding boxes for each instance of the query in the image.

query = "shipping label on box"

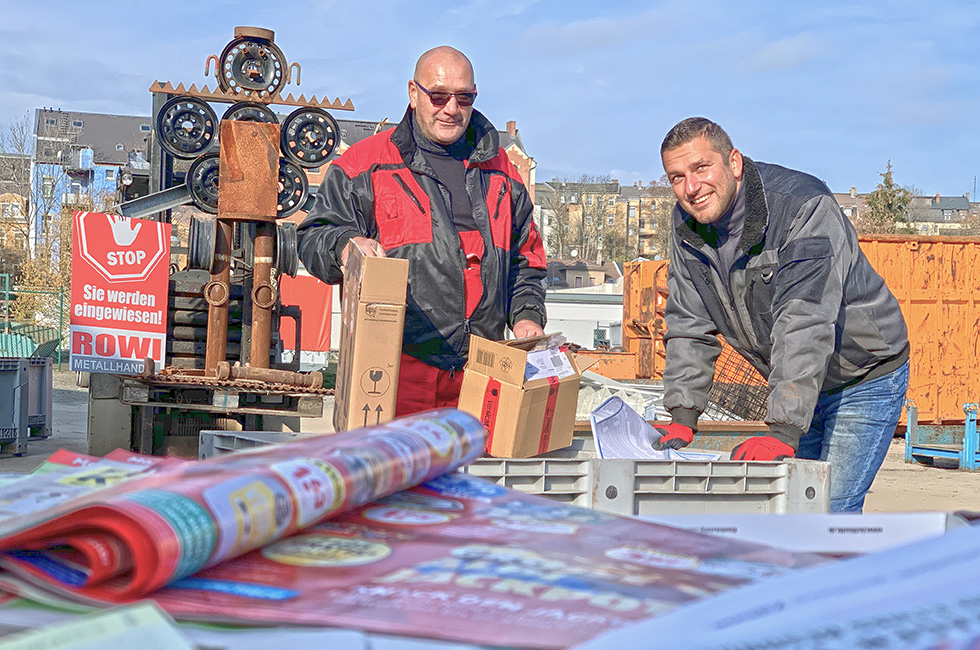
[458,335,596,458]
[333,242,409,432]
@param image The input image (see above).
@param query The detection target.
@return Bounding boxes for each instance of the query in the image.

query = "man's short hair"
[661,117,734,157]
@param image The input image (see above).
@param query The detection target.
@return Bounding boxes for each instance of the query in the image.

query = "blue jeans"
[795,361,909,513]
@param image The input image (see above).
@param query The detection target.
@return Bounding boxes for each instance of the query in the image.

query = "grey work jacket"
[663,158,909,447]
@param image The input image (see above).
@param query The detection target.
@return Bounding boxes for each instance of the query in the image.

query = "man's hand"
[512,319,544,339]
[651,423,694,450]
[730,436,796,461]
[342,236,386,266]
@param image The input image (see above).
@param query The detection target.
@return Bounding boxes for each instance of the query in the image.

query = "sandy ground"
[2,370,978,514]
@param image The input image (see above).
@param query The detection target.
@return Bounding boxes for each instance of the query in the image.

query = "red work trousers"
[394,353,465,418]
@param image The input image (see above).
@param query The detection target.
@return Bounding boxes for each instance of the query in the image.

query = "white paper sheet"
[590,396,722,461]
[575,524,980,650]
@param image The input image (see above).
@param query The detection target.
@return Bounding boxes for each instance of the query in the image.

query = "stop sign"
[77,212,168,282]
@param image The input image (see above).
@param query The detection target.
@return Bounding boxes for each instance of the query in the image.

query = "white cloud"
[745,33,818,73]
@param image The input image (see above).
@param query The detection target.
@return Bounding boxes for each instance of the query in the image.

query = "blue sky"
[2,0,979,196]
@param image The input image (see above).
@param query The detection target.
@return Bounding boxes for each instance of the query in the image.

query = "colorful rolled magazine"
[0,409,828,649]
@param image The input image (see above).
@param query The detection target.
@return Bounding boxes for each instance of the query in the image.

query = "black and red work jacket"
[297,107,547,372]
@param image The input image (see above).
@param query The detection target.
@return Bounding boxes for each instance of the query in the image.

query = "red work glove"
[730,436,796,461]
[651,423,695,451]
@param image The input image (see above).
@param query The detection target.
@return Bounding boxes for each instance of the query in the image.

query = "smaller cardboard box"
[334,242,409,432]
[458,335,595,458]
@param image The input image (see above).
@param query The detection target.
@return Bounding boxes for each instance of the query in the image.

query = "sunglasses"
[414,80,477,107]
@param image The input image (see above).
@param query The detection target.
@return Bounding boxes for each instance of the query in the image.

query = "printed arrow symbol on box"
[375,404,383,425]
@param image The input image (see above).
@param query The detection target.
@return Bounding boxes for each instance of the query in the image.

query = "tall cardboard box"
[333,243,409,432]
[457,335,596,458]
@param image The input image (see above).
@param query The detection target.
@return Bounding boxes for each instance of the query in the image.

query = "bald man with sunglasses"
[298,46,547,418]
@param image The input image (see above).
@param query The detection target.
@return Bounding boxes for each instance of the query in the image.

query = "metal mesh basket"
[710,339,770,421]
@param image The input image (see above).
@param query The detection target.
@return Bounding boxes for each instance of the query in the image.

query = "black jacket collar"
[391,106,500,166]
[676,157,768,255]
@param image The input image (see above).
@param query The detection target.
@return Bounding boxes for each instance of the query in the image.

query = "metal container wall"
[621,236,980,424]
[621,260,669,379]
[859,235,980,424]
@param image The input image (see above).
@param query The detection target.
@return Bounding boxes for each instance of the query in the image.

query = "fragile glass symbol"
[368,369,384,394]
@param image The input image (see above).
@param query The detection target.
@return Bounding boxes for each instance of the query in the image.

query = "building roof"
[34,109,152,166]
[32,109,525,167]
[931,196,970,211]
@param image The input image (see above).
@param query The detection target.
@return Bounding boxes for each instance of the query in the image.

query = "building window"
[560,195,565,204]
[607,215,615,226]
[608,197,615,206]
[639,218,646,229]
[44,117,57,126]
[586,195,593,207]
[115,143,124,151]
[843,207,853,217]
[586,215,593,225]
[72,119,84,128]
[140,124,151,132]
[629,205,636,218]
[105,169,116,181]
[598,197,604,209]
[943,210,953,220]
[571,195,577,204]
[41,175,54,201]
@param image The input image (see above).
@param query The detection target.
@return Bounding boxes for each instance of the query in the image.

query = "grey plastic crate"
[464,456,829,515]
[199,429,312,459]
[463,431,830,514]
[24,357,52,437]
[198,428,830,514]
[0,358,30,455]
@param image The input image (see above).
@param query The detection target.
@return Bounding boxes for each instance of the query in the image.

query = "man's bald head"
[409,46,477,145]
[414,46,474,84]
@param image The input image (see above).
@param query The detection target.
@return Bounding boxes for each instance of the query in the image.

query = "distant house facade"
[534,178,673,262]
[32,109,153,255]
[833,186,976,235]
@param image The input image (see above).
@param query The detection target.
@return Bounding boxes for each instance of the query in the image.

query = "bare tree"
[540,187,573,259]
[0,114,73,264]
[646,175,674,260]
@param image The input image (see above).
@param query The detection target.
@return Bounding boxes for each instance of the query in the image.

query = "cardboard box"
[333,242,409,432]
[458,335,595,458]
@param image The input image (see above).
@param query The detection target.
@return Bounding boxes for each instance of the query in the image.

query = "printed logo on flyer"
[271,458,346,527]
[423,473,506,501]
[262,533,392,567]
[377,492,464,511]
[401,420,457,459]
[202,476,295,561]
[362,506,456,526]
[605,546,699,570]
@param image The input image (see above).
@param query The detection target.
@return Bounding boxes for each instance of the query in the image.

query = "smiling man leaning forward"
[652,116,909,513]
[297,46,547,418]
